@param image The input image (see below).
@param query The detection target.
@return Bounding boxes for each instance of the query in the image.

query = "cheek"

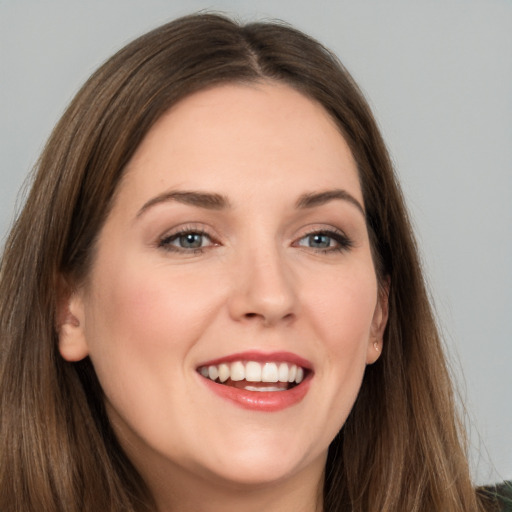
[86,259,216,349]
[82,259,221,405]
[81,259,228,457]
[306,262,378,350]
[303,263,377,423]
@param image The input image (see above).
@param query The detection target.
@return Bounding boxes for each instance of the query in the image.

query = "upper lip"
[196,351,313,371]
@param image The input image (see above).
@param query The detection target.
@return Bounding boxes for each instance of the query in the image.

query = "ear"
[366,279,390,365]
[56,277,89,362]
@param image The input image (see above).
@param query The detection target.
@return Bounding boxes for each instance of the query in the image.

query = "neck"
[136,451,325,512]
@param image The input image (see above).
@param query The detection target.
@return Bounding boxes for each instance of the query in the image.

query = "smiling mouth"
[197,361,306,392]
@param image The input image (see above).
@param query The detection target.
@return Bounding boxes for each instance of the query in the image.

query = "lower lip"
[200,374,312,412]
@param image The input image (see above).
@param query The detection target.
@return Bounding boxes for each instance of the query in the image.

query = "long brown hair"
[0,13,496,511]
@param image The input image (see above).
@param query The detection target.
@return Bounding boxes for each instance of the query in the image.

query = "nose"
[227,244,298,327]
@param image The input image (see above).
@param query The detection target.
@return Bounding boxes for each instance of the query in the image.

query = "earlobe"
[56,278,89,362]
[366,280,390,365]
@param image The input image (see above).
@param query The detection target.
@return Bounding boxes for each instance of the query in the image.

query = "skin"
[59,82,388,512]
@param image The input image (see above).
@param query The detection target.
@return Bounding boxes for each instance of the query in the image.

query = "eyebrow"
[136,190,231,218]
[295,189,365,216]
[136,188,365,218]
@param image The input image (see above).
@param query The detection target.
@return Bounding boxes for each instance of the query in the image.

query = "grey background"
[1,0,510,484]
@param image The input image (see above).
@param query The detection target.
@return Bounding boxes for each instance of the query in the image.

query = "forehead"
[119,82,362,209]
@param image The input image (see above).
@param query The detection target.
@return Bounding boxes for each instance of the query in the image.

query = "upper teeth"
[198,361,305,384]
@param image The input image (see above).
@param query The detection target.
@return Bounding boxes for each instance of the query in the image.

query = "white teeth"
[208,365,218,381]
[245,361,262,382]
[245,385,285,392]
[198,360,307,386]
[278,362,289,382]
[230,361,245,381]
[261,362,278,382]
[218,363,229,383]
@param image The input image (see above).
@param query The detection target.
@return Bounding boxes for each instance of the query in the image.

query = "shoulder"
[477,481,512,512]
[496,481,512,512]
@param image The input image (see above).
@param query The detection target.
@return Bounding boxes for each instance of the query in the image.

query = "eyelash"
[295,229,353,254]
[158,227,215,254]
[158,227,353,255]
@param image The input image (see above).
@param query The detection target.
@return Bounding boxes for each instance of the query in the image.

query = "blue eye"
[176,233,205,249]
[302,233,332,249]
[297,230,352,253]
[159,230,213,252]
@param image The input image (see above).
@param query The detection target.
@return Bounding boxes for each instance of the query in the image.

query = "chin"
[202,458,306,489]
[194,440,323,489]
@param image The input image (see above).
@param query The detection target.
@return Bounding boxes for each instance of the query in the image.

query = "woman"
[0,13,508,512]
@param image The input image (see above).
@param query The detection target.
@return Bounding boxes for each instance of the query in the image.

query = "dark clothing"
[479,481,512,511]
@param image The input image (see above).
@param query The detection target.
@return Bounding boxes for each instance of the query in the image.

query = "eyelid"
[292,226,354,253]
[155,222,353,255]
[157,223,220,253]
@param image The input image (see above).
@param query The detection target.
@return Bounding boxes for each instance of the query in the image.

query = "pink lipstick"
[196,351,313,412]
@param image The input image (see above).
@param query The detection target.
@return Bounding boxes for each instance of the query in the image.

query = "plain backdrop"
[1,0,510,485]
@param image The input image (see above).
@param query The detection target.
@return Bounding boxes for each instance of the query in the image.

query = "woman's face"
[59,82,387,493]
